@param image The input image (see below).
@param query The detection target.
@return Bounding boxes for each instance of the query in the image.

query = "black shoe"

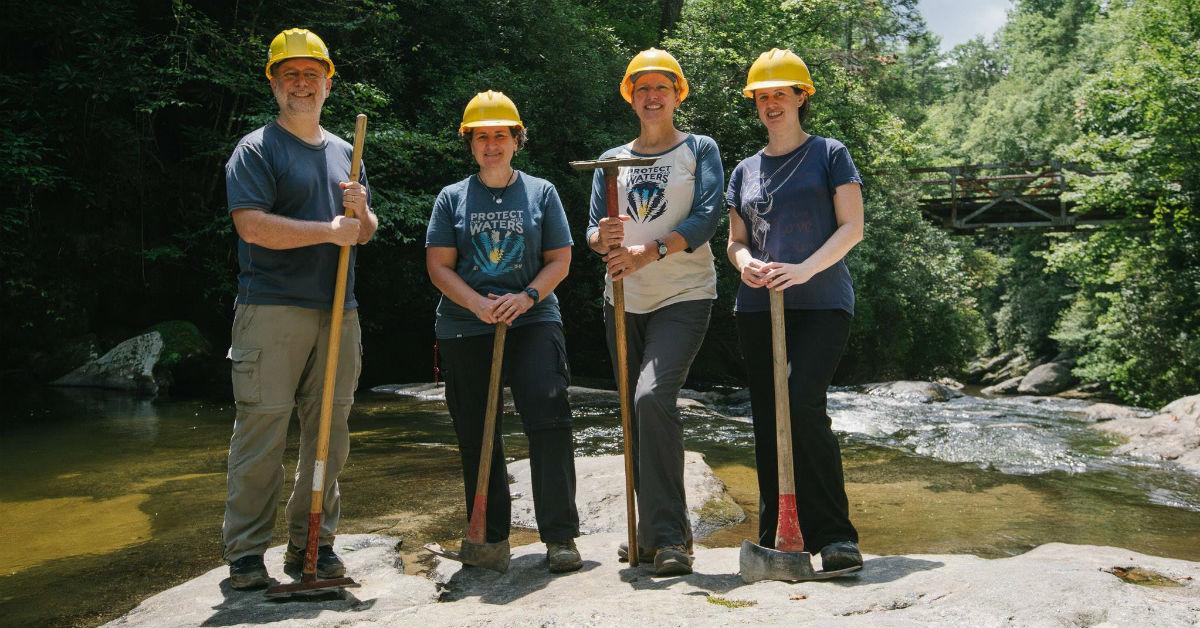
[546,539,583,573]
[229,555,269,590]
[284,543,346,578]
[820,541,863,571]
[653,545,694,576]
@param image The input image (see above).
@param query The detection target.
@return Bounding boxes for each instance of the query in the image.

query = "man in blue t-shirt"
[221,28,378,590]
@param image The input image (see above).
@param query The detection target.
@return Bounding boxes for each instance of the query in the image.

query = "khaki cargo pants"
[222,304,362,563]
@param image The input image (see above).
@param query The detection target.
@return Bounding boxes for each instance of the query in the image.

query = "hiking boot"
[653,545,693,576]
[284,542,346,578]
[545,539,583,574]
[229,555,269,590]
[616,541,655,564]
[820,541,863,572]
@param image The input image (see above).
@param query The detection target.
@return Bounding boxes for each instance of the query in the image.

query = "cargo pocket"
[228,347,262,404]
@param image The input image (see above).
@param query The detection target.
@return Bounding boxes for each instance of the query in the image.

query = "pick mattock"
[266,114,368,599]
[739,289,859,583]
[569,156,657,567]
[423,322,512,573]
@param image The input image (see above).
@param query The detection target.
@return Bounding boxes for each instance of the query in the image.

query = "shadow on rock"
[619,566,746,594]
[440,556,602,605]
[831,556,945,586]
[201,578,377,626]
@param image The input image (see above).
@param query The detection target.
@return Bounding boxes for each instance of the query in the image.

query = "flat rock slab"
[508,452,744,538]
[1094,394,1200,475]
[105,535,438,627]
[426,535,1200,627]
[109,533,1200,627]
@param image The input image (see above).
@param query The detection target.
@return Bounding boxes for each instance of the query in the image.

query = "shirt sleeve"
[542,184,574,250]
[425,188,458,247]
[585,166,607,244]
[725,162,743,217]
[673,135,724,252]
[827,141,863,190]
[225,142,275,213]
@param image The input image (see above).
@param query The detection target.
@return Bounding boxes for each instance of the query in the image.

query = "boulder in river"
[1079,402,1152,423]
[981,376,1023,396]
[108,533,1200,627]
[52,332,163,395]
[861,381,963,403]
[1017,362,1076,395]
[508,452,744,539]
[1094,394,1200,475]
[49,321,212,396]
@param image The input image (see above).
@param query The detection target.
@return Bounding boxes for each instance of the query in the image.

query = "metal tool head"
[423,539,511,573]
[739,540,861,582]
[569,156,658,172]
[264,575,360,599]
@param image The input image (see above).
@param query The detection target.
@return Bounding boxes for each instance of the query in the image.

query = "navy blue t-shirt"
[426,172,573,339]
[725,135,861,314]
[225,122,370,310]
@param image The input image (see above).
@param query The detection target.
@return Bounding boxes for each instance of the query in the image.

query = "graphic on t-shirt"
[625,165,671,223]
[742,175,773,254]
[470,210,525,276]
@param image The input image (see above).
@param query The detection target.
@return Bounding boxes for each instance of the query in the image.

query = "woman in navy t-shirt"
[725,49,866,573]
[426,91,581,573]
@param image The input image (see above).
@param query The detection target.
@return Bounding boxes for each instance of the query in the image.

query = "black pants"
[735,308,858,551]
[440,322,579,543]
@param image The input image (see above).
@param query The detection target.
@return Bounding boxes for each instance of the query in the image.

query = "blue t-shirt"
[225,122,370,310]
[426,172,573,339]
[725,135,861,314]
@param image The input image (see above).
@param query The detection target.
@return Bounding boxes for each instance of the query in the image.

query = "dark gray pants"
[441,322,579,543]
[604,298,712,549]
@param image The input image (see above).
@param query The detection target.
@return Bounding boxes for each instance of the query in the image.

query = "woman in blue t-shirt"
[725,49,866,573]
[584,48,724,577]
[425,91,581,573]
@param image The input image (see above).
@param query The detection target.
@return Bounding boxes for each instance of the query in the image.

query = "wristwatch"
[654,238,668,260]
[523,286,540,303]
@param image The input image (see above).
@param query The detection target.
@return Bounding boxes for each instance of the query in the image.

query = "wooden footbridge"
[911,161,1131,231]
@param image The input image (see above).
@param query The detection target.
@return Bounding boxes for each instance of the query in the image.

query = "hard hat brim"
[743,79,815,98]
[620,67,690,103]
[459,119,524,134]
[265,56,336,80]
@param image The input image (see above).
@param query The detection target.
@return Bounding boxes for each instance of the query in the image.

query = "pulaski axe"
[424,323,512,573]
[569,155,656,566]
[738,289,860,583]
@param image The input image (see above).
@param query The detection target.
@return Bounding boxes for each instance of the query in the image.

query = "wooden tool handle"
[303,113,368,578]
[466,322,508,543]
[770,288,805,552]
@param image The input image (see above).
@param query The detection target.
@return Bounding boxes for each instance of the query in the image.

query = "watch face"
[658,242,668,257]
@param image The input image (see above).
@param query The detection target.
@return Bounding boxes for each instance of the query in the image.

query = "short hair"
[462,126,528,154]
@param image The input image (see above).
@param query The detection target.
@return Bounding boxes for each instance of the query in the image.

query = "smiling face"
[269,58,332,116]
[630,71,679,124]
[468,125,518,171]
[754,86,807,131]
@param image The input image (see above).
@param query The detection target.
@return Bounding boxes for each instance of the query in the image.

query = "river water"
[2,386,1198,626]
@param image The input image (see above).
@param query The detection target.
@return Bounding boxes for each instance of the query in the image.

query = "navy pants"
[440,322,579,543]
[735,308,858,552]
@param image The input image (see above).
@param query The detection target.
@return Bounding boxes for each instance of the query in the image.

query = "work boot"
[616,541,655,564]
[820,541,863,572]
[228,555,269,590]
[545,539,583,573]
[653,545,693,576]
[284,542,347,578]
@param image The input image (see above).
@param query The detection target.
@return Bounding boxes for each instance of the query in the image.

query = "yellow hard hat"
[620,48,689,104]
[742,48,814,98]
[265,28,335,80]
[459,90,524,134]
